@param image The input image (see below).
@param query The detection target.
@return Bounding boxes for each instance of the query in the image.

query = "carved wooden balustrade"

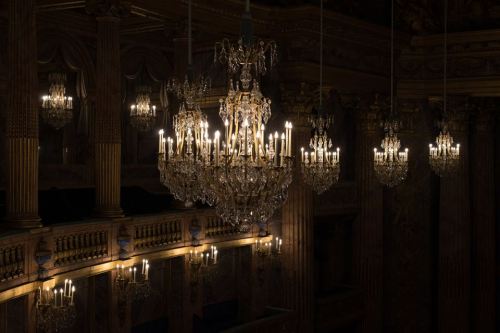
[0,209,257,301]
[0,244,25,282]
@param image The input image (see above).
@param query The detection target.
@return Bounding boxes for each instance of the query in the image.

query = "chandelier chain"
[319,0,323,110]
[444,0,448,115]
[390,0,394,116]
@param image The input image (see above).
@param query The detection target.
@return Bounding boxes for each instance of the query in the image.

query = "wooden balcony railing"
[0,209,258,301]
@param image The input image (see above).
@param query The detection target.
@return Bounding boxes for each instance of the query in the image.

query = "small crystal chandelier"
[373,0,409,187]
[301,0,340,195]
[157,0,213,207]
[41,73,73,130]
[129,85,157,132]
[429,122,460,176]
[301,115,340,194]
[374,119,409,187]
[428,0,460,177]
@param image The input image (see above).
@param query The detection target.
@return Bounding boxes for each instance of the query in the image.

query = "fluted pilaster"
[471,104,495,333]
[5,0,41,228]
[94,14,123,217]
[353,100,383,333]
[280,84,314,332]
[281,124,314,332]
[438,107,471,333]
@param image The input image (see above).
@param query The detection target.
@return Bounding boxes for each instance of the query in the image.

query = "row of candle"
[189,246,218,266]
[301,147,340,165]
[374,147,409,163]
[37,282,76,307]
[116,259,150,282]
[130,104,156,117]
[158,121,293,167]
[255,236,282,254]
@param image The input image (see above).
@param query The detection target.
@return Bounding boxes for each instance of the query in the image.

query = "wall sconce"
[35,280,77,331]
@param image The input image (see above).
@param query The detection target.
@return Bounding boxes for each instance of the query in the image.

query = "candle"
[288,122,293,156]
[142,259,145,274]
[68,280,72,297]
[301,147,304,163]
[280,133,285,166]
[158,130,164,154]
[54,289,58,306]
[145,263,150,280]
[274,132,279,166]
[214,250,218,264]
[64,279,68,296]
[215,131,220,165]
[133,267,137,282]
[60,288,63,306]
[278,238,282,252]
[70,287,75,305]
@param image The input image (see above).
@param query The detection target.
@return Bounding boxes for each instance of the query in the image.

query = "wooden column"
[438,107,471,333]
[353,99,383,333]
[471,104,495,333]
[279,83,314,332]
[5,0,42,228]
[94,12,123,218]
[281,123,314,332]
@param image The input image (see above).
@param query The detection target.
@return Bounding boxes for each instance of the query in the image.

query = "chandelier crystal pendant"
[301,0,340,195]
[129,85,157,132]
[301,115,340,194]
[373,0,409,187]
[41,73,73,130]
[198,65,293,232]
[157,0,213,207]
[374,120,409,187]
[428,0,460,177]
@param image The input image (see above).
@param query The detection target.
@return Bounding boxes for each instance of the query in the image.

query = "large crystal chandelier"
[157,0,213,207]
[428,0,460,177]
[301,0,340,195]
[130,86,157,132]
[196,0,293,232]
[374,120,409,187]
[199,66,293,232]
[41,73,73,130]
[373,0,408,187]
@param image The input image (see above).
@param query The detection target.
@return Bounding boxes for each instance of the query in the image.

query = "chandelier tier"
[429,124,460,176]
[129,85,157,132]
[41,73,73,130]
[428,0,460,176]
[157,0,213,207]
[374,120,409,187]
[301,0,340,195]
[197,64,293,232]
